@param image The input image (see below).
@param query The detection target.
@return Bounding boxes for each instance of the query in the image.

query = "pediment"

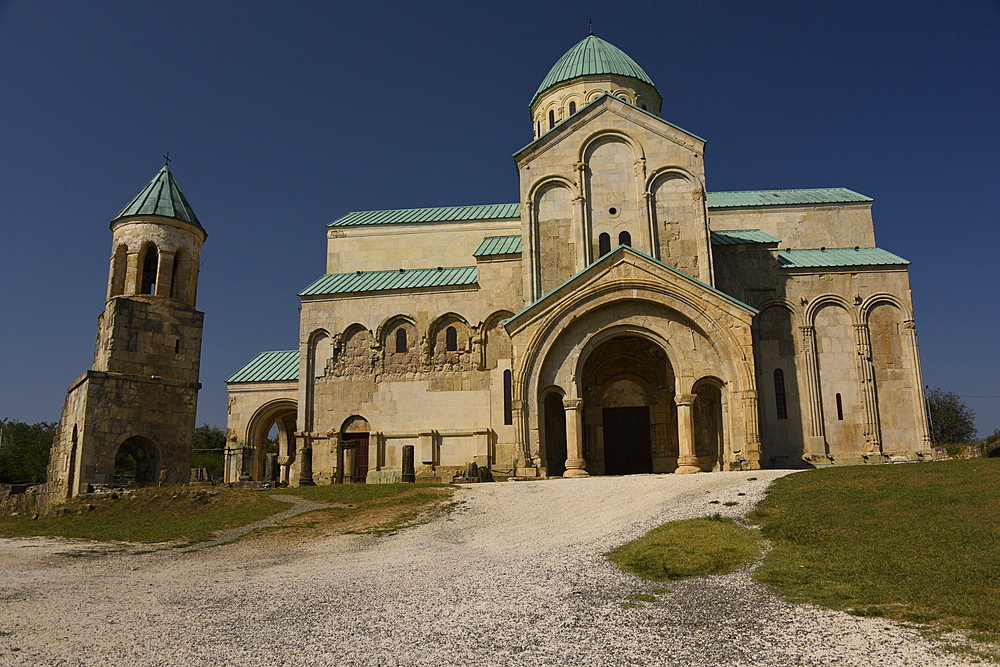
[513,94,705,167]
[505,245,755,337]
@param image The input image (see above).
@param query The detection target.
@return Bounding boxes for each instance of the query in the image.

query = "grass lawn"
[751,458,1000,644]
[0,483,453,545]
[0,487,286,544]
[606,514,761,581]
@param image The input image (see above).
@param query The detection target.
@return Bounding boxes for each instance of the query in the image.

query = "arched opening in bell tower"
[113,436,159,486]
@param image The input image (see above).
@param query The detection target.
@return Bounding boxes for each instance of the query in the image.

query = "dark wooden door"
[345,435,369,483]
[603,407,652,475]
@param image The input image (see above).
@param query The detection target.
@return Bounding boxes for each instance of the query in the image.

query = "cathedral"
[222,34,932,485]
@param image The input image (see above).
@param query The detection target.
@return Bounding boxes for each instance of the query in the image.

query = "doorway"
[602,406,653,474]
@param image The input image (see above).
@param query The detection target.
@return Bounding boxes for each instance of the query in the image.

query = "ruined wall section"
[709,203,875,250]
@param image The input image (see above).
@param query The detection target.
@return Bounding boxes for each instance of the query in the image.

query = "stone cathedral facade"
[225,34,932,485]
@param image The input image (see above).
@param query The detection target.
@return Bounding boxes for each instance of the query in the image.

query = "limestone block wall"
[93,297,204,384]
[712,245,930,465]
[325,219,519,275]
[709,203,876,250]
[50,371,198,496]
[293,253,523,482]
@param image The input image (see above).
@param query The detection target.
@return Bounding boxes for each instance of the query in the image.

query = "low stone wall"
[1,482,58,516]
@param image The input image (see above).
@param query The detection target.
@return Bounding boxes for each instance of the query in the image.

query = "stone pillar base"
[675,456,701,474]
[563,458,589,477]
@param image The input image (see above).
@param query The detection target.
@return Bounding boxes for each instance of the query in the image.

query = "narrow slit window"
[174,339,181,354]
[618,231,631,247]
[598,233,611,256]
[773,369,787,420]
[395,328,407,353]
[569,101,576,115]
[503,370,513,425]
[836,393,844,420]
[445,326,458,352]
[548,109,555,130]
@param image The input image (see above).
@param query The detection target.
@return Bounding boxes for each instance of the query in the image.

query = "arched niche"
[584,135,644,258]
[534,181,576,295]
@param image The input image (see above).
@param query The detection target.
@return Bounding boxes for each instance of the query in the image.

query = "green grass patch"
[606,515,762,581]
[0,487,286,544]
[751,459,1000,645]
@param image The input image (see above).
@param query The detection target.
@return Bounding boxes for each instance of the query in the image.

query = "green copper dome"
[531,35,657,107]
[111,165,206,237]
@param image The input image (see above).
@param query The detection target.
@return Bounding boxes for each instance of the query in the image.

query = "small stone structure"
[46,166,206,500]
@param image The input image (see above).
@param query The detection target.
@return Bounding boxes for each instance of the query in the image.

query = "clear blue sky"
[2,0,998,437]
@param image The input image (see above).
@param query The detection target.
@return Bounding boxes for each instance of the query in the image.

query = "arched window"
[548,109,555,130]
[618,231,631,247]
[395,328,407,353]
[140,245,158,295]
[773,369,787,420]
[569,101,577,115]
[598,233,611,256]
[836,393,844,420]
[445,326,458,352]
[503,370,513,425]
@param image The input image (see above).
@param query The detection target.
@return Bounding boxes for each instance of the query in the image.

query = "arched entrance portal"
[113,436,159,486]
[340,416,370,484]
[246,400,297,485]
[580,335,676,475]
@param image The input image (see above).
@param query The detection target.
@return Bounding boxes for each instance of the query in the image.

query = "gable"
[506,245,755,335]
[514,94,704,167]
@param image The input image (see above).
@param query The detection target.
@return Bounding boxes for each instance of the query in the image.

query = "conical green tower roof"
[531,35,657,107]
[111,165,206,236]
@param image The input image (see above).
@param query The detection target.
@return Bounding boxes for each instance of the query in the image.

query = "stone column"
[853,323,882,452]
[125,251,140,295]
[155,250,175,297]
[295,432,315,486]
[799,325,827,457]
[642,191,656,258]
[903,319,933,451]
[512,399,530,468]
[675,394,701,474]
[741,390,762,469]
[562,398,589,477]
[573,194,589,270]
[276,455,292,485]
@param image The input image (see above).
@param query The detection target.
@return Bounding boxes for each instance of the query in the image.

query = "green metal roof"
[226,350,298,383]
[710,230,780,246]
[777,247,909,269]
[706,188,872,209]
[327,188,875,229]
[474,235,523,256]
[328,203,520,227]
[531,35,657,107]
[300,266,478,296]
[111,165,206,236]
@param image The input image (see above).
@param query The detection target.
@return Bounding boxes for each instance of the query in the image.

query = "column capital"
[799,325,815,336]
[563,397,584,410]
[675,394,696,407]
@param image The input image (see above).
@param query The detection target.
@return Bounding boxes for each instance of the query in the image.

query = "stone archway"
[579,335,676,475]
[245,400,297,484]
[113,436,159,486]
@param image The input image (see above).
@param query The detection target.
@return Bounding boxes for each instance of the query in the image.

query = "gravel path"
[0,471,992,666]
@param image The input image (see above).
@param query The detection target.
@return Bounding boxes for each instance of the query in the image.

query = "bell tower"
[48,164,207,498]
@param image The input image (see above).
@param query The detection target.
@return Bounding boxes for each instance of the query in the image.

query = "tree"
[925,387,977,445]
[191,423,226,480]
[0,420,57,483]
